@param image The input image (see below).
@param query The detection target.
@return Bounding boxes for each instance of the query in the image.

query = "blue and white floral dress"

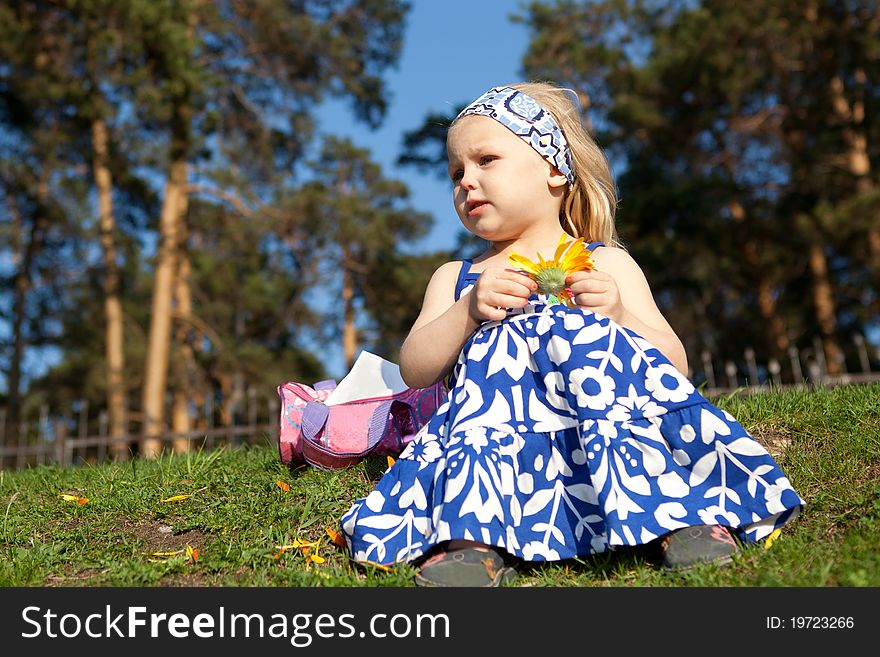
[340,246,805,566]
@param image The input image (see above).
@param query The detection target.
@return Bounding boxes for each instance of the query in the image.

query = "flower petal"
[553,233,571,261]
[326,527,348,548]
[507,253,539,275]
[152,549,185,557]
[764,528,782,549]
[363,561,392,571]
[161,494,191,503]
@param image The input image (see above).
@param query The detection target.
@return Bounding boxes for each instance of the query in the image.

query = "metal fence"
[696,334,880,396]
[0,389,280,471]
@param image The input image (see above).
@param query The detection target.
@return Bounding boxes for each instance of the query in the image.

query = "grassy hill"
[1,384,878,587]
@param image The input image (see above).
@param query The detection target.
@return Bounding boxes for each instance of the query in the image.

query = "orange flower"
[325,526,348,548]
[508,234,595,307]
[276,480,291,492]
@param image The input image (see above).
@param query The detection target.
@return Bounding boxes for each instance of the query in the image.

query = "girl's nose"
[459,168,477,190]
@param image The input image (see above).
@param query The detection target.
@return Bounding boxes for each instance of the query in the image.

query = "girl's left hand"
[566,270,626,323]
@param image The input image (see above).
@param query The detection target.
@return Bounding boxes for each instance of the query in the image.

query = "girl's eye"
[479,155,496,165]
[450,169,463,182]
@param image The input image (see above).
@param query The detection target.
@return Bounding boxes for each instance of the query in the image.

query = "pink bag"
[277,378,447,470]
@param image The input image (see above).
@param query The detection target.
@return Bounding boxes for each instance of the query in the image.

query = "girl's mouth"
[467,200,488,216]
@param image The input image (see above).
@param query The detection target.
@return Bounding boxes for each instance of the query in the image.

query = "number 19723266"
[766,616,854,629]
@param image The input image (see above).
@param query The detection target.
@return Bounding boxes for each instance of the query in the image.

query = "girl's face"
[446,115,567,243]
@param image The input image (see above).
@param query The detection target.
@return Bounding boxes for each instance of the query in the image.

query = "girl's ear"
[547,165,568,189]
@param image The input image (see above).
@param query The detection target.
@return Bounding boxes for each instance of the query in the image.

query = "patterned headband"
[455,86,576,184]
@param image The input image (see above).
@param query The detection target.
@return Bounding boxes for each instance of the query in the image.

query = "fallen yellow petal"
[161,494,191,503]
[301,537,324,557]
[151,549,185,557]
[276,539,318,551]
[764,528,782,549]
[276,480,291,492]
[60,494,80,502]
[309,554,325,564]
[186,544,200,562]
[386,456,395,469]
[363,561,392,572]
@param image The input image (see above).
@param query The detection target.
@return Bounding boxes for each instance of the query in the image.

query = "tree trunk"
[830,72,880,294]
[6,176,51,443]
[870,230,880,284]
[341,258,358,370]
[140,2,199,457]
[140,97,189,457]
[807,237,843,376]
[743,240,790,354]
[216,370,244,443]
[216,372,233,426]
[729,201,790,355]
[4,197,27,445]
[171,192,193,454]
[91,118,129,460]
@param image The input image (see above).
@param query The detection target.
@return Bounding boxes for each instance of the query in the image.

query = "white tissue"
[324,351,408,405]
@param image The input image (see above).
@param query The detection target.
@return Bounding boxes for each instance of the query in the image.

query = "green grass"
[1,383,878,587]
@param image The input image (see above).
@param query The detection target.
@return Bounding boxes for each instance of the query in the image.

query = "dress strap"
[585,240,605,252]
[454,259,474,301]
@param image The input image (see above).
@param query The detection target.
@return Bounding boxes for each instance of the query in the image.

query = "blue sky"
[316,1,531,255]
[313,1,532,376]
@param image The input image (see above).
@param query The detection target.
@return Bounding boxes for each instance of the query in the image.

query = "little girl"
[339,82,804,586]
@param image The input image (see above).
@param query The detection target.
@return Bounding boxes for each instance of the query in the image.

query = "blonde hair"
[503,81,621,247]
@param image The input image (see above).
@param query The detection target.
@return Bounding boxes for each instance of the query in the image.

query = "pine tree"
[295,137,430,369]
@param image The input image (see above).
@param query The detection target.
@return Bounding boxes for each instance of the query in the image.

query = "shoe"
[414,546,517,587]
[660,524,739,570]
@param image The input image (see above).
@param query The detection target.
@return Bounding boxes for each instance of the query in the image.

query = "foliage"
[293,136,433,364]
[1,1,417,427]
[517,1,879,379]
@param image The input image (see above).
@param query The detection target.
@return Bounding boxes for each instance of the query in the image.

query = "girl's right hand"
[468,268,537,322]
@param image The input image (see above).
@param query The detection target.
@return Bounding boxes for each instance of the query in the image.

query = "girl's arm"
[567,247,689,375]
[400,261,536,388]
[399,262,474,388]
